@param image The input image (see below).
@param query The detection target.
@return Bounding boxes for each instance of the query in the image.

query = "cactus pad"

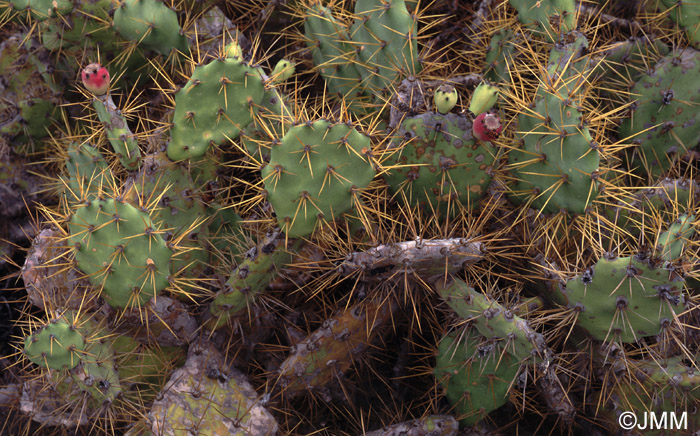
[24,318,85,370]
[69,198,172,308]
[113,0,187,55]
[559,253,686,343]
[434,329,520,427]
[262,120,375,238]
[168,57,265,161]
[619,49,700,177]
[384,113,493,213]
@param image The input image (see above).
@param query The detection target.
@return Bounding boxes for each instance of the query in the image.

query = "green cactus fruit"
[271,59,295,83]
[303,3,364,103]
[350,0,421,95]
[91,94,142,170]
[559,252,685,343]
[224,41,242,59]
[24,317,85,370]
[149,340,279,435]
[63,143,114,202]
[508,0,576,41]
[657,214,695,262]
[69,198,172,309]
[113,0,188,55]
[9,0,72,20]
[508,35,599,214]
[435,278,546,362]
[262,120,375,238]
[434,328,520,427]
[206,230,293,330]
[168,57,265,161]
[434,84,458,114]
[483,29,520,83]
[275,298,395,397]
[384,113,493,214]
[363,416,459,436]
[469,82,499,116]
[619,49,700,178]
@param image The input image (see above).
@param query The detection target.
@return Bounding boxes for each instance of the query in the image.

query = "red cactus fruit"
[81,63,110,95]
[473,112,502,143]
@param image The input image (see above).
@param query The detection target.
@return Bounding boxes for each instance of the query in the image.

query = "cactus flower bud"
[434,84,458,114]
[473,112,502,143]
[81,63,110,95]
[271,59,295,83]
[469,82,499,116]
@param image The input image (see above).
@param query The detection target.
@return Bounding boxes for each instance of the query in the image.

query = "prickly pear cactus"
[168,57,266,160]
[24,316,85,370]
[262,120,375,237]
[113,0,188,55]
[558,252,686,343]
[507,34,600,214]
[619,48,700,177]
[68,198,173,308]
[434,328,520,427]
[508,0,575,40]
[383,113,493,214]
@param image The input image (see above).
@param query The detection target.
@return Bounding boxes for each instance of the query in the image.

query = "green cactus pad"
[657,214,695,262]
[483,29,520,83]
[125,152,209,277]
[303,3,365,104]
[657,0,700,47]
[69,198,172,308]
[619,49,700,177]
[508,0,575,40]
[91,95,142,170]
[384,113,493,214]
[559,253,685,343]
[206,231,292,330]
[24,318,85,370]
[168,57,265,161]
[436,279,546,362]
[63,143,113,201]
[508,36,599,214]
[113,0,187,55]
[262,120,375,238]
[434,329,520,427]
[351,0,421,94]
[10,0,72,20]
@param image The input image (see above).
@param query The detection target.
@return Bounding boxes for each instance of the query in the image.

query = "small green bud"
[434,84,458,114]
[271,59,295,83]
[224,42,242,59]
[469,82,499,116]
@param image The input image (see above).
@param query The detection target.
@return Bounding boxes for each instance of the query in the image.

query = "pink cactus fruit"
[81,63,110,95]
[473,112,502,143]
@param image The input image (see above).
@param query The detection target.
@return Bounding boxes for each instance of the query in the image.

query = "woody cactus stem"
[337,237,484,281]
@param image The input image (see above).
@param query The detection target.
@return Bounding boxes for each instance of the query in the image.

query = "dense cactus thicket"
[1,0,700,435]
